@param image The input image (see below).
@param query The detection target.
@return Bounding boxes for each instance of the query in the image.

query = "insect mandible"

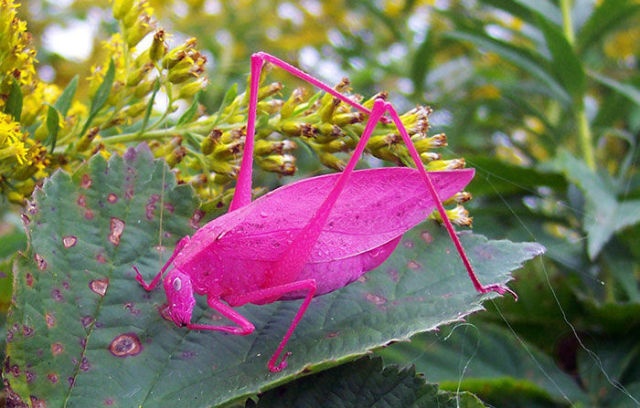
[134,52,514,372]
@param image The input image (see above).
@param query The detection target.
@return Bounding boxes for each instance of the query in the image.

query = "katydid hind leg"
[228,54,265,212]
[134,235,191,291]
[380,103,515,297]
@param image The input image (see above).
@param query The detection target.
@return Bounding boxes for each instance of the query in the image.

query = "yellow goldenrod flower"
[0,112,27,165]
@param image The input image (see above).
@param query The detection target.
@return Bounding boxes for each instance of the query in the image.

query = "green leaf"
[380,323,588,407]
[247,356,488,407]
[5,145,544,407]
[536,16,585,101]
[139,79,161,134]
[5,78,23,121]
[445,30,571,105]
[81,59,116,135]
[589,71,640,106]
[577,0,640,54]
[556,150,640,259]
[480,0,561,26]
[45,105,60,152]
[176,91,201,126]
[53,75,79,117]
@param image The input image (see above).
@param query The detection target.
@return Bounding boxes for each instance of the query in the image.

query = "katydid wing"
[135,52,513,373]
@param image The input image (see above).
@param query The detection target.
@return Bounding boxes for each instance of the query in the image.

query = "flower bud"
[426,158,466,171]
[113,0,135,20]
[126,15,154,48]
[257,82,283,100]
[75,127,100,152]
[255,139,296,155]
[332,112,364,126]
[367,133,399,151]
[319,97,340,123]
[201,129,222,155]
[280,87,306,119]
[257,154,296,175]
[126,62,153,87]
[280,121,317,138]
[149,29,167,61]
[167,146,187,166]
[318,152,345,171]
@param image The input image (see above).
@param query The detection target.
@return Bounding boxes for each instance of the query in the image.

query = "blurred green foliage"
[1,0,639,406]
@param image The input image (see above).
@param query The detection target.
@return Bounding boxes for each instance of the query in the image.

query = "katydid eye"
[172,277,182,291]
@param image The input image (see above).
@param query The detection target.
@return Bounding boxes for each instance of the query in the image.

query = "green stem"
[577,108,596,169]
[560,0,575,45]
[560,0,596,170]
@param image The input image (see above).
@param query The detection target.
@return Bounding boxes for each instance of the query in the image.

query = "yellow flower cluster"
[0,0,48,203]
[0,0,36,99]
[0,0,470,227]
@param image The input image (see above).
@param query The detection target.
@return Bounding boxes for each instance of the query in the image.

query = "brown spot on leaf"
[30,396,46,408]
[108,217,125,245]
[407,260,422,270]
[403,239,415,248]
[96,252,107,263]
[89,279,109,296]
[62,236,77,248]
[420,231,433,244]
[79,357,91,371]
[145,194,160,220]
[365,293,387,305]
[81,173,92,189]
[48,373,58,384]
[80,316,94,329]
[109,333,143,357]
[190,209,204,229]
[84,209,94,220]
[45,313,56,328]
[34,253,47,271]
[51,342,64,356]
[25,273,33,287]
[325,331,340,339]
[77,194,86,208]
[8,364,20,377]
[51,288,64,302]
[386,268,399,282]
[107,193,118,203]
[22,325,34,337]
[124,302,140,315]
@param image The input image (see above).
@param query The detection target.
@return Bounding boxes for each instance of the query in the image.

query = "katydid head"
[163,269,196,327]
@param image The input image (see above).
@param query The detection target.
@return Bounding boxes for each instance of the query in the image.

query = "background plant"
[1,0,639,407]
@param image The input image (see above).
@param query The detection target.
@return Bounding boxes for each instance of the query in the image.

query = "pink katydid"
[135,51,515,373]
